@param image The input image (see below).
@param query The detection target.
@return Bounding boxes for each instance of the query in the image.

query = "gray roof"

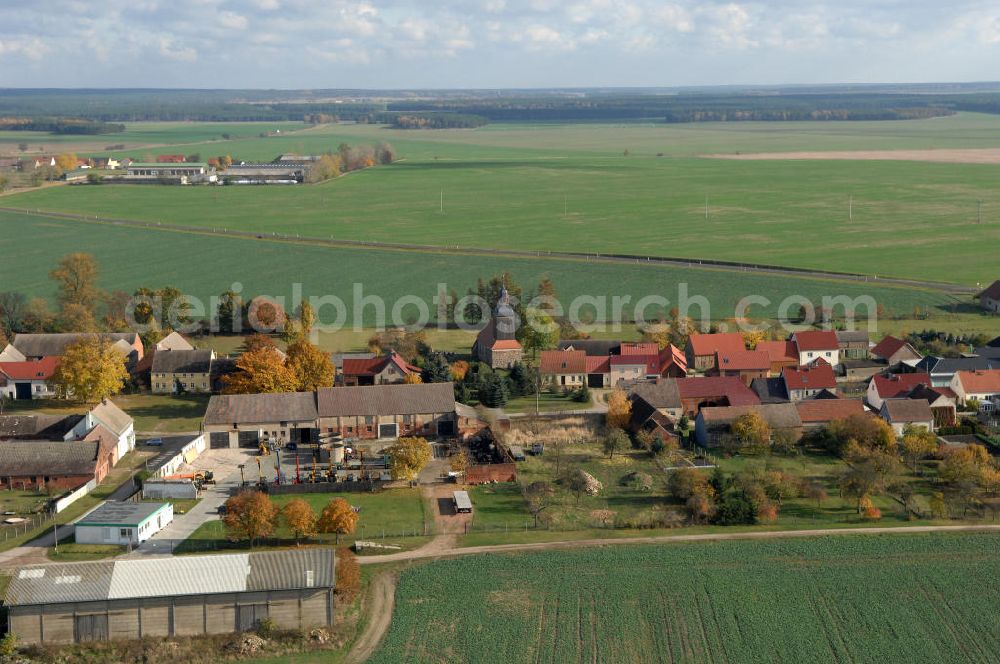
[0,414,82,440]
[630,379,681,409]
[152,349,214,374]
[203,391,318,426]
[78,501,169,526]
[557,339,621,356]
[916,356,998,375]
[5,548,335,606]
[316,383,456,417]
[88,399,132,437]
[12,333,138,358]
[750,377,789,404]
[700,403,803,429]
[835,330,870,343]
[881,398,934,423]
[0,440,100,476]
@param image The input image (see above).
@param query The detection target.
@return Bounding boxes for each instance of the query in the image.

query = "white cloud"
[219,11,248,30]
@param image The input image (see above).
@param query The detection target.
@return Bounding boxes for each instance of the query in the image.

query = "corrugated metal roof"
[0,440,100,476]
[247,549,334,591]
[5,549,335,606]
[5,562,113,606]
[203,391,318,426]
[108,554,250,599]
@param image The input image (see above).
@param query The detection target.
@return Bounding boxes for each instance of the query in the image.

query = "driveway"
[131,448,253,556]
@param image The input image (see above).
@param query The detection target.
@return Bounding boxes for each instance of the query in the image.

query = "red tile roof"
[687,333,745,357]
[611,354,661,375]
[796,399,865,423]
[659,344,688,373]
[540,350,587,374]
[953,369,1000,394]
[342,351,419,378]
[585,356,610,374]
[716,350,770,371]
[871,373,932,398]
[492,340,523,350]
[792,330,839,352]
[782,363,837,391]
[0,357,60,381]
[756,340,798,364]
[676,377,760,406]
[620,342,659,356]
[871,336,910,360]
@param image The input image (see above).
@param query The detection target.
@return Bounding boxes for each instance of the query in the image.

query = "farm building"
[453,490,473,513]
[0,356,60,400]
[685,333,745,372]
[6,332,144,364]
[142,478,198,500]
[74,502,173,546]
[836,330,870,360]
[4,549,335,645]
[0,439,113,492]
[879,399,935,436]
[694,404,803,447]
[977,280,1000,314]
[202,383,461,447]
[341,350,420,386]
[123,162,215,183]
[150,349,215,393]
[790,330,840,367]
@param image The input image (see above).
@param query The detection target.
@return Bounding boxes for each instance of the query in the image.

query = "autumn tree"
[0,291,27,337]
[805,481,828,508]
[285,339,335,390]
[603,428,628,459]
[522,308,559,358]
[52,336,128,402]
[55,302,99,333]
[824,414,897,456]
[449,449,470,473]
[247,296,286,333]
[50,252,101,311]
[523,481,556,527]
[387,437,432,480]
[281,498,318,545]
[731,411,771,453]
[335,546,361,599]
[318,497,358,544]
[403,372,423,384]
[223,491,279,547]
[223,345,298,394]
[900,425,938,473]
[606,388,632,430]
[54,153,78,172]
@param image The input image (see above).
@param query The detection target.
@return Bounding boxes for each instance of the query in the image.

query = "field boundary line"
[357,524,1000,565]
[0,206,975,294]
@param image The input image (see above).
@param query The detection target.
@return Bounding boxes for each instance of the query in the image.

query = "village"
[0,273,998,649]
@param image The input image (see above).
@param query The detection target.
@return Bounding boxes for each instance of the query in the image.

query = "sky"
[1,1,999,89]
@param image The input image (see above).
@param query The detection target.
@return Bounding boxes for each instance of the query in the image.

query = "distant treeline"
[0,117,126,134]
[4,89,1000,125]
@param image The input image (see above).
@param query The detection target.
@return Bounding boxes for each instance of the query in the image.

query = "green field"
[0,210,967,327]
[5,115,1000,284]
[371,532,1000,663]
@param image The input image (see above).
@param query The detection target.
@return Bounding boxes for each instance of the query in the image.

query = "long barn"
[4,549,335,645]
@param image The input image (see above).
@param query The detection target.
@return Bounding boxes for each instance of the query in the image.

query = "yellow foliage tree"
[285,339,335,390]
[317,498,359,544]
[223,346,298,394]
[387,437,432,481]
[731,411,772,451]
[281,498,318,544]
[55,153,79,172]
[52,335,128,403]
[50,252,101,310]
[449,360,469,381]
[403,372,423,384]
[606,388,632,430]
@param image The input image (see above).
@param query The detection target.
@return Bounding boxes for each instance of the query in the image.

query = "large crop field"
[371,532,1000,664]
[0,210,964,327]
[5,114,1000,285]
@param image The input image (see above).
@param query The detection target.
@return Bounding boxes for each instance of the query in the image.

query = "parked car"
[285,442,298,451]
[146,438,164,447]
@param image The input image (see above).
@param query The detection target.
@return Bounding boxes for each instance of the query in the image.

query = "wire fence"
[0,511,53,544]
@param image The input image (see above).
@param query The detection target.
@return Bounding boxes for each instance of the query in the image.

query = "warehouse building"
[74,502,174,546]
[4,549,335,644]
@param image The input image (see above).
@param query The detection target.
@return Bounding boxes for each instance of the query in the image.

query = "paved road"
[357,523,1000,566]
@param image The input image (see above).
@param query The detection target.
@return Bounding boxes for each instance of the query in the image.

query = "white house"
[879,399,935,436]
[950,369,1000,407]
[0,357,60,400]
[68,399,135,463]
[74,502,173,546]
[866,372,933,410]
[791,330,841,367]
[978,280,1000,314]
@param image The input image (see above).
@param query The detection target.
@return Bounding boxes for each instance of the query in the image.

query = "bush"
[256,617,278,639]
[0,632,16,656]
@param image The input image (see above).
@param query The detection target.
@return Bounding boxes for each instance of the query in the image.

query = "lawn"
[0,489,51,516]
[503,391,592,414]
[0,393,209,433]
[47,542,124,562]
[0,210,967,330]
[372,531,1000,663]
[6,116,1000,284]
[178,487,428,553]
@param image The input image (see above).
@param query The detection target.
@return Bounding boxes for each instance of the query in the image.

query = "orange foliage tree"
[281,498,318,545]
[223,491,279,547]
[318,498,359,544]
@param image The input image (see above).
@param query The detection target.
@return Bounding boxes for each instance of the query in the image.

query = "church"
[472,287,524,369]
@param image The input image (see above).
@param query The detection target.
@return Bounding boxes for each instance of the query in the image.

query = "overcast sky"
[1,1,998,89]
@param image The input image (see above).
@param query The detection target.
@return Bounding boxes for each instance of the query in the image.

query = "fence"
[0,512,52,543]
[262,480,384,495]
[53,479,97,513]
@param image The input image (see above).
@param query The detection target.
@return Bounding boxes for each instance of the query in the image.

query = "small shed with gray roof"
[74,501,173,546]
[4,548,335,645]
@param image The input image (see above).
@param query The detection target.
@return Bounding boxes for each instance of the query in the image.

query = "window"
[364,416,375,425]
[119,528,130,539]
[825,352,831,357]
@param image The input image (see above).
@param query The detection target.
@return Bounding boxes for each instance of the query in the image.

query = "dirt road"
[358,523,1000,565]
[344,572,397,664]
